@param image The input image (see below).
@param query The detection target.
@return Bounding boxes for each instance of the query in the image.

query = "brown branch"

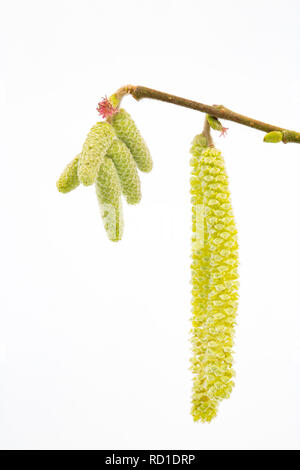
[113,85,300,144]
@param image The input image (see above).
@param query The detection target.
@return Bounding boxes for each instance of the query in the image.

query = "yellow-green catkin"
[190,137,239,423]
[95,157,124,242]
[106,138,142,204]
[78,121,116,186]
[56,154,80,193]
[111,109,153,173]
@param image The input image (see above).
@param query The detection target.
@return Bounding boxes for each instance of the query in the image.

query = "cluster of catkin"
[190,134,239,422]
[56,108,152,241]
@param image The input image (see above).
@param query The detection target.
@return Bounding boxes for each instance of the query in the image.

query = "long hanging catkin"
[190,135,218,422]
[78,121,116,186]
[95,157,124,242]
[190,135,239,422]
[111,108,153,173]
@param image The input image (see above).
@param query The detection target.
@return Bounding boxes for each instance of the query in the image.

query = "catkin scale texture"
[78,121,116,186]
[106,139,142,204]
[56,154,80,193]
[95,157,124,242]
[190,140,239,423]
[111,109,153,173]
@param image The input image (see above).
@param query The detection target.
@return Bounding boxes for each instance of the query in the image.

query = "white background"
[0,0,299,450]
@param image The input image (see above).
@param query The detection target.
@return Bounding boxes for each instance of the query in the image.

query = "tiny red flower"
[219,126,228,137]
[96,96,118,119]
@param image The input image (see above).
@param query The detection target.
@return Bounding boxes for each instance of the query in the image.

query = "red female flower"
[220,126,229,137]
[96,96,118,119]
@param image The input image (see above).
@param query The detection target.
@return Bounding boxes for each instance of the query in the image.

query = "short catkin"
[111,108,153,173]
[57,104,154,240]
[190,137,239,422]
[95,157,124,242]
[56,154,80,193]
[106,138,142,205]
[78,121,116,186]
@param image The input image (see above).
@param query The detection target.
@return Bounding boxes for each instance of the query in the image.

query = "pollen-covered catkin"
[190,146,218,422]
[56,154,80,193]
[78,121,116,186]
[95,157,124,242]
[111,109,153,173]
[190,140,239,423]
[106,139,142,205]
